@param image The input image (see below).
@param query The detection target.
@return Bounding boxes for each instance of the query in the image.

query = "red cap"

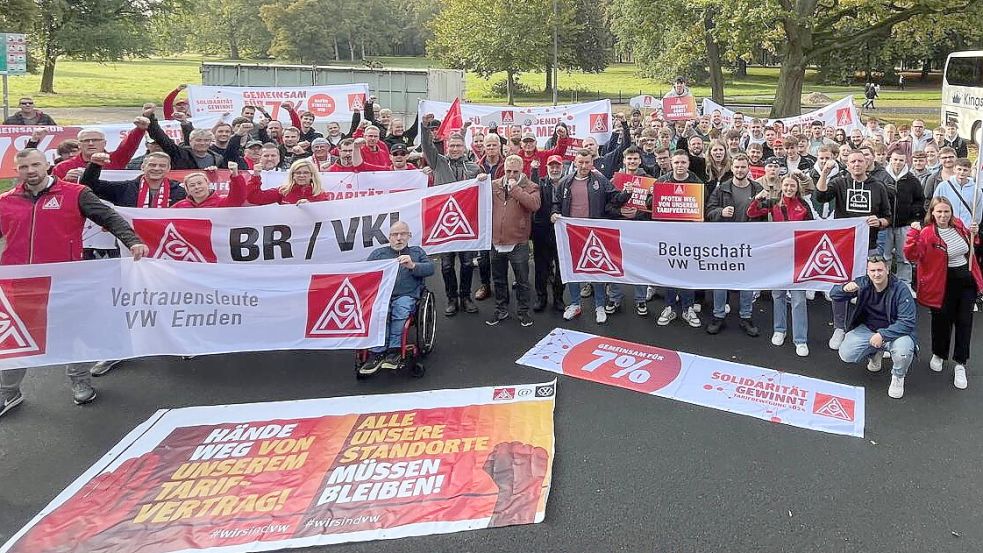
[547,155,564,165]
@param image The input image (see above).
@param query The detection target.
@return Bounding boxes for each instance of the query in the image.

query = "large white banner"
[554,217,870,291]
[0,384,556,553]
[701,96,863,131]
[518,328,865,437]
[94,179,489,264]
[418,99,612,147]
[0,258,398,370]
[187,84,370,129]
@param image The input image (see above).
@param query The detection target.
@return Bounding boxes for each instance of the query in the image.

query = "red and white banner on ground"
[419,99,612,148]
[96,169,428,197]
[554,216,869,291]
[88,179,490,264]
[701,96,862,131]
[0,383,556,553]
[186,83,370,130]
[0,258,397,370]
[518,328,865,437]
[0,122,184,178]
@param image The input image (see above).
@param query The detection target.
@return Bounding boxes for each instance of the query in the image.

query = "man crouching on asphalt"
[361,221,435,376]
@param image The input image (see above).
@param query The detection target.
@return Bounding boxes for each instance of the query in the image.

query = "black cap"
[390,143,409,155]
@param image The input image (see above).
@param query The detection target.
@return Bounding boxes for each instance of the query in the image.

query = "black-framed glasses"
[867,255,887,264]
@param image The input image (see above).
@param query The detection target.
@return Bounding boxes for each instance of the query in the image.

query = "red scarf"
[137,178,170,208]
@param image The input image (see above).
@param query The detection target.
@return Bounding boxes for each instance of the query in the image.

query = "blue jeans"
[567,282,607,308]
[608,284,647,305]
[879,227,913,286]
[772,290,808,345]
[713,290,754,319]
[664,288,695,311]
[838,324,915,377]
[371,295,417,354]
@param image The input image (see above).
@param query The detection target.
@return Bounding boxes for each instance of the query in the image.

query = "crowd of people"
[0,80,980,413]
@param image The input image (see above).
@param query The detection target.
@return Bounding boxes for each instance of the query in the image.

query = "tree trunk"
[360,40,366,61]
[229,37,240,60]
[920,57,930,81]
[40,54,57,93]
[506,71,516,106]
[545,62,553,93]
[703,9,725,104]
[771,37,806,117]
[333,37,340,61]
[735,59,748,78]
[347,32,355,61]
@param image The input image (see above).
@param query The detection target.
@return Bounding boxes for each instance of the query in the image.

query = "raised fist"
[133,116,151,130]
[483,441,549,527]
[89,152,111,166]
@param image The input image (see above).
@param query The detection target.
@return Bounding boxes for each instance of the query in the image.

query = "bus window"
[945,56,983,87]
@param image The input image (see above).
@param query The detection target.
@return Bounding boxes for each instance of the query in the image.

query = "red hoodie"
[172,173,256,208]
[518,136,570,176]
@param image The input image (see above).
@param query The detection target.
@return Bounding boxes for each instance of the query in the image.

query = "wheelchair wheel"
[417,290,437,355]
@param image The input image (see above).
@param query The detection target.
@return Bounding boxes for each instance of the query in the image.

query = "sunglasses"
[19,101,33,106]
[867,255,887,264]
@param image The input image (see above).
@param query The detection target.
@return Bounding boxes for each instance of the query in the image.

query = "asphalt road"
[1,289,981,553]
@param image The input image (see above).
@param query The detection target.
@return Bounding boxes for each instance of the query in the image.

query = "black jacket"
[552,172,627,219]
[879,169,926,227]
[148,116,224,170]
[705,179,766,222]
[531,168,560,226]
[81,163,186,207]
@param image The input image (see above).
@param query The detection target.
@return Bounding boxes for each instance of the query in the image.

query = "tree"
[34,0,174,93]
[152,0,272,60]
[429,0,551,104]
[548,0,614,92]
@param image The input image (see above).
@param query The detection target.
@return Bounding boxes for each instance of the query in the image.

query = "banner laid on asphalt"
[96,169,428,196]
[518,328,864,438]
[0,122,184,178]
[90,179,489,264]
[554,216,869,291]
[0,258,397,370]
[0,382,557,553]
[701,96,863,131]
[419,99,612,148]
[186,83,370,129]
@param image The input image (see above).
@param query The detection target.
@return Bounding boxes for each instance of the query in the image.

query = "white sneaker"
[795,344,809,357]
[682,307,701,328]
[595,306,607,324]
[867,351,884,373]
[771,332,786,346]
[828,328,845,350]
[692,303,702,313]
[929,355,944,372]
[954,365,968,389]
[888,375,905,398]
[563,304,582,321]
[883,351,891,359]
[646,286,656,301]
[724,304,731,314]
[657,306,676,326]
[805,290,816,301]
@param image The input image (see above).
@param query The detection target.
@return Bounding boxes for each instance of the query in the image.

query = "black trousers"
[477,250,491,286]
[931,266,977,364]
[531,224,563,302]
[491,243,531,315]
[440,251,475,301]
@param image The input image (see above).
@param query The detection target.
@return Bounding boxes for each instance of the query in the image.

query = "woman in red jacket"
[747,176,813,356]
[172,163,257,208]
[247,158,327,205]
[904,197,982,390]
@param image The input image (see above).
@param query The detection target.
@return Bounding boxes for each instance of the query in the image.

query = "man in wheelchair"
[360,221,435,376]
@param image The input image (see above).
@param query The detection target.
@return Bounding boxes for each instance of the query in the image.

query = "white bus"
[942,50,983,146]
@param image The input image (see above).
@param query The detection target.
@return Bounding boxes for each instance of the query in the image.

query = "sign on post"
[0,33,27,74]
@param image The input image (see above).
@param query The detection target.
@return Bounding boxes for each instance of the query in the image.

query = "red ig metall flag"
[436,97,464,142]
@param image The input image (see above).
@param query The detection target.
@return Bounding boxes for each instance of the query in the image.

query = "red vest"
[0,179,86,265]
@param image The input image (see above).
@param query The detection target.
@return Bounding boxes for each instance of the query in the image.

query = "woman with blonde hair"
[247,157,327,204]
[172,162,257,208]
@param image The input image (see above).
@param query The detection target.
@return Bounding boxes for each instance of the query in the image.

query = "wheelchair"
[354,287,436,379]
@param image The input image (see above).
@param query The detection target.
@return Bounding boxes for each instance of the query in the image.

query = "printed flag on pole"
[436,97,464,142]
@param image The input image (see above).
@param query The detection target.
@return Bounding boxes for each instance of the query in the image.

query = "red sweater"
[163,86,183,120]
[904,220,983,309]
[247,183,328,205]
[171,174,256,208]
[360,143,391,168]
[746,196,812,221]
[518,136,570,176]
[53,127,146,179]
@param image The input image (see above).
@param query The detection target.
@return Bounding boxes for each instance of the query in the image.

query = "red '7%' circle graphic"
[561,337,682,394]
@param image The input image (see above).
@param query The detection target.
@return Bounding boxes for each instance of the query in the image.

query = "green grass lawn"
[6,55,942,111]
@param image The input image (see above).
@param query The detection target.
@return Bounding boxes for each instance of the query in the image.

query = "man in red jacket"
[52,115,149,180]
[517,130,570,176]
[0,149,149,417]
